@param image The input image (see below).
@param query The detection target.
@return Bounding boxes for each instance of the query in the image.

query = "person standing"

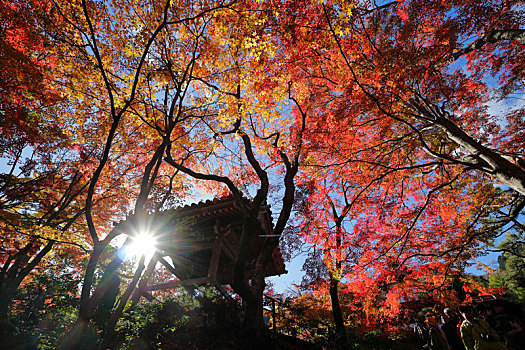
[414,313,430,349]
[458,305,506,350]
[441,308,464,350]
[426,311,451,350]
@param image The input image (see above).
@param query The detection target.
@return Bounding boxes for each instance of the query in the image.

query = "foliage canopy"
[1,0,525,348]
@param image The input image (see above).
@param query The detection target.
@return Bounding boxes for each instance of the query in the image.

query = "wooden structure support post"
[272,298,277,335]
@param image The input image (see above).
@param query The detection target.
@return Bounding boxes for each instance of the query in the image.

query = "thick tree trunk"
[329,275,348,348]
[438,115,525,195]
[237,273,272,350]
[66,240,128,349]
[0,282,21,343]
[99,255,145,350]
[0,285,13,322]
[78,242,106,322]
[0,241,53,323]
[452,29,525,60]
[412,101,525,195]
[243,290,265,337]
[231,216,266,335]
[232,272,266,337]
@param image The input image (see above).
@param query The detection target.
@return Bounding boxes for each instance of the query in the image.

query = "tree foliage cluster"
[487,232,525,303]
[1,0,525,348]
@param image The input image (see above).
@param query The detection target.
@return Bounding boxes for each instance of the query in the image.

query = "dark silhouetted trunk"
[329,275,348,348]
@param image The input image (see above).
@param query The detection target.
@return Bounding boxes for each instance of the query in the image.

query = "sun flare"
[127,232,157,260]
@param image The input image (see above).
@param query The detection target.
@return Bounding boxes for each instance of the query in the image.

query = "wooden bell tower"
[126,198,285,301]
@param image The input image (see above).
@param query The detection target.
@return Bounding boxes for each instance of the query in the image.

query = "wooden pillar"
[272,298,277,335]
[207,238,222,281]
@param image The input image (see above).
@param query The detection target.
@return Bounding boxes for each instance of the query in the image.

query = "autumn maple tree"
[2,0,525,348]
[0,0,93,328]
[38,0,240,346]
[21,0,308,347]
[269,0,525,340]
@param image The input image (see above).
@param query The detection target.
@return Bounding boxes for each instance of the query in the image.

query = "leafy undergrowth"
[112,295,320,350]
[157,327,320,350]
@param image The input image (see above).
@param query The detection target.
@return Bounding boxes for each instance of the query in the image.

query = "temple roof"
[119,197,285,290]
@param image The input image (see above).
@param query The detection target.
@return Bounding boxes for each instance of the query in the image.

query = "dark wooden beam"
[158,255,178,276]
[146,277,210,291]
[207,239,222,280]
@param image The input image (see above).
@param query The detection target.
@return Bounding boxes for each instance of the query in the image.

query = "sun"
[126,232,157,260]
